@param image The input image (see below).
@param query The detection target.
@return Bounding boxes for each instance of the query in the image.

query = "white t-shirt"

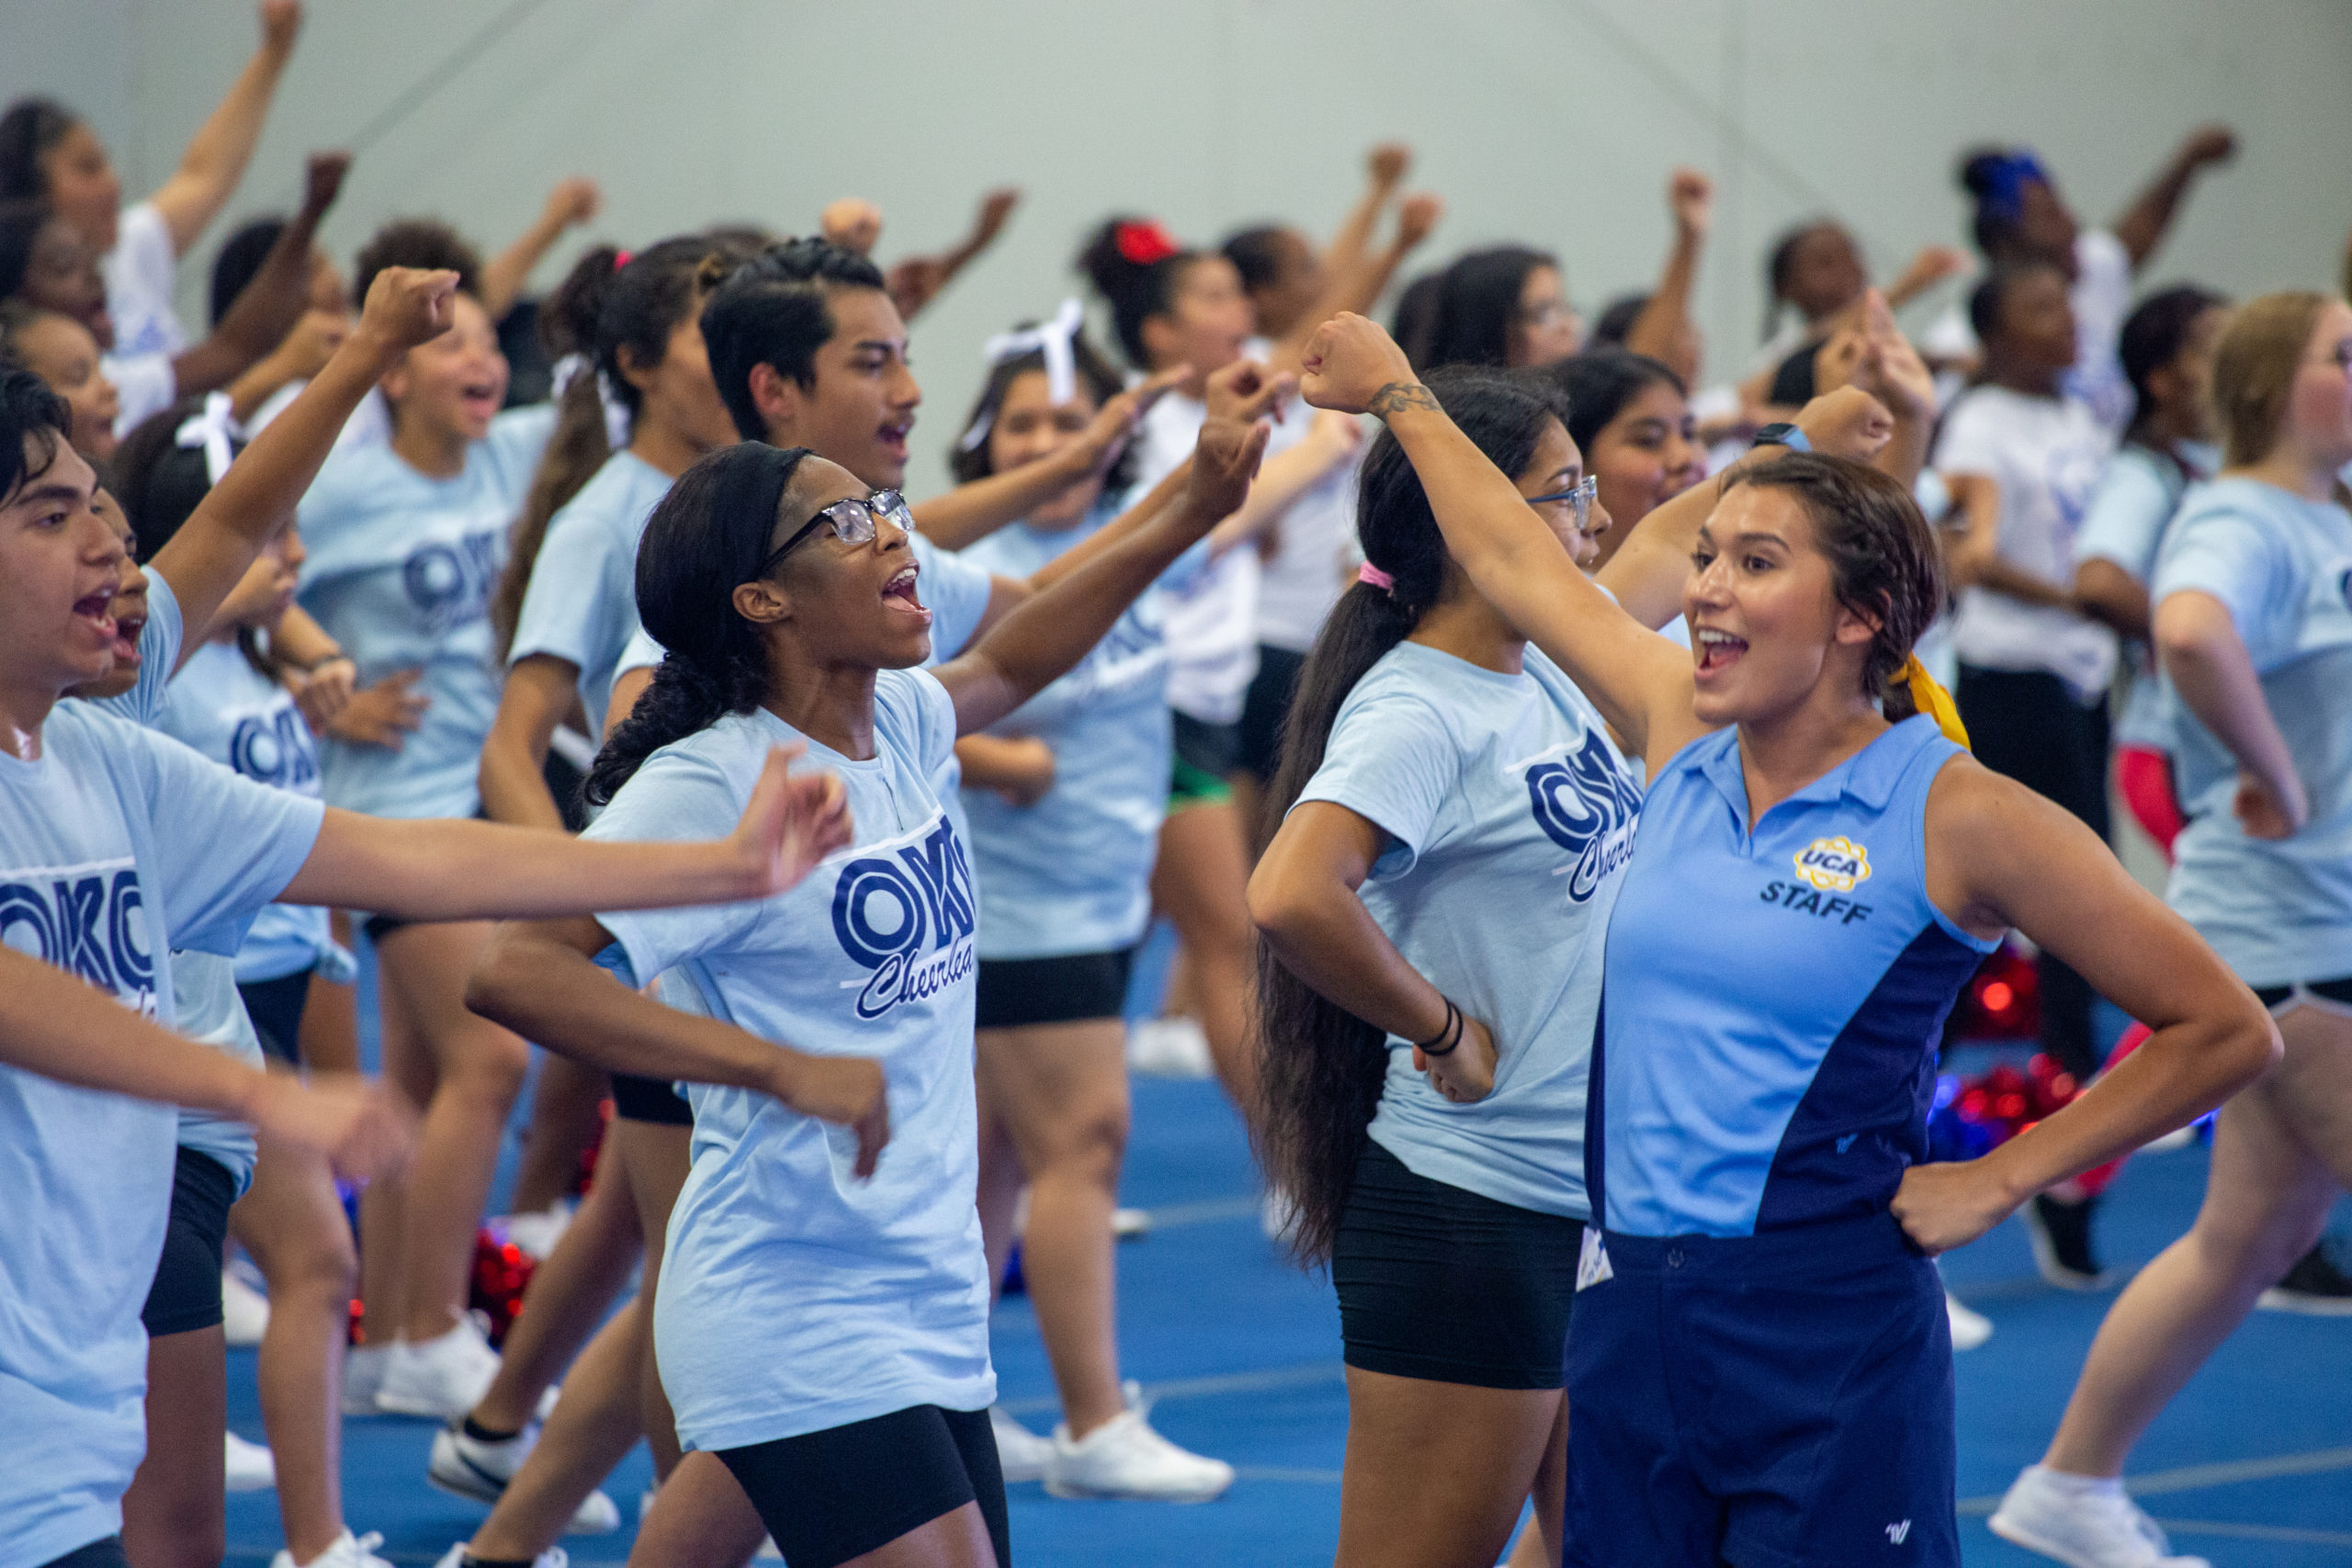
[97,202,187,436]
[1255,439,1363,654]
[1933,384,2117,699]
[0,703,322,1568]
[587,672,993,1449]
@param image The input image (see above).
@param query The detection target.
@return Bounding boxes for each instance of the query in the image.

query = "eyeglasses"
[2310,340,2352,374]
[755,489,914,579]
[1526,475,1600,536]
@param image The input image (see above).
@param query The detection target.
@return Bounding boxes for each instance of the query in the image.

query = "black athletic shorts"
[975,948,1136,1031]
[1332,1138,1584,1390]
[141,1147,237,1337]
[2253,975,2352,1014]
[1170,709,1241,781]
[718,1404,1009,1568]
[610,1071,693,1125]
[238,967,313,1066]
[1236,644,1306,784]
[40,1538,130,1568]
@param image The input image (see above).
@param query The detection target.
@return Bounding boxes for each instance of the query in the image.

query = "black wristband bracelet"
[1414,998,1463,1058]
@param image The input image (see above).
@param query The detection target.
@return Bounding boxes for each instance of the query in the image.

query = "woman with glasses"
[1991,292,2352,1568]
[1401,246,1579,373]
[461,390,1269,1568]
[1544,351,1708,572]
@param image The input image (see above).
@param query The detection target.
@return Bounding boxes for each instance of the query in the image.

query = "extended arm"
[1894,761,2278,1252]
[1250,801,1496,1101]
[167,151,347,399]
[2156,588,2306,833]
[2073,558,2151,638]
[153,259,448,662]
[0,946,412,1179]
[1623,170,1712,385]
[1300,313,1698,765]
[282,744,852,917]
[2110,124,2238,272]
[481,177,602,320]
[1205,411,1360,557]
[886,187,1021,321]
[147,0,301,252]
[910,367,1185,551]
[467,916,888,1176]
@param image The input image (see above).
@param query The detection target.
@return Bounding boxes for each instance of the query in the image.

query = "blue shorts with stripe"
[1563,1212,1957,1568]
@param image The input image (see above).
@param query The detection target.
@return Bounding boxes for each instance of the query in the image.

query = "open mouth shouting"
[458,377,502,423]
[71,582,120,650]
[1693,626,1747,678]
[882,562,930,623]
[876,417,912,466]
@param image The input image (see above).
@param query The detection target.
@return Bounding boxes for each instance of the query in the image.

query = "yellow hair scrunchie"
[1903,655,1970,750]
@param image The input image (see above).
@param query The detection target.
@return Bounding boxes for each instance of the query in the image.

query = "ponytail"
[584,442,808,805]
[1251,367,1566,1265]
[494,365,612,657]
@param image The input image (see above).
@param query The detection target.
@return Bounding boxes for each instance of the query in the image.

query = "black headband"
[712,440,809,579]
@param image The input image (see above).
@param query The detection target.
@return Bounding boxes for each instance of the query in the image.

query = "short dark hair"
[700,237,888,442]
[0,362,70,503]
[210,217,289,328]
[1589,292,1648,349]
[2119,284,2228,441]
[351,219,483,309]
[1966,261,2063,345]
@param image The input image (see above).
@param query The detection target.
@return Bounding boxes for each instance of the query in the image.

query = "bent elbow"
[2232,1006,2286,1089]
[461,933,525,1027]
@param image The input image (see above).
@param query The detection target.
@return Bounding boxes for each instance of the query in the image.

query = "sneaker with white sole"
[499,1201,575,1262]
[225,1429,276,1492]
[2023,1193,2109,1292]
[341,1342,392,1416]
[1044,1384,1232,1502]
[1945,1291,1994,1352]
[427,1422,620,1533]
[990,1405,1055,1483]
[273,1530,395,1568]
[2256,1238,2352,1315]
[1988,1464,2207,1568]
[754,1539,782,1560]
[378,1318,501,1420]
[223,1269,271,1348]
[1126,1016,1215,1078]
[430,1544,567,1568]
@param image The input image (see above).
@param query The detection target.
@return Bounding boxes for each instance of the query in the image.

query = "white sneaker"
[1988,1464,2207,1567]
[342,1341,393,1416]
[1044,1385,1233,1501]
[430,1544,567,1568]
[990,1404,1055,1483]
[1945,1291,1994,1351]
[378,1318,502,1420]
[1126,1017,1215,1078]
[427,1422,620,1533]
[273,1530,395,1568]
[225,1429,276,1492]
[223,1268,272,1348]
[1261,1189,1302,1247]
[500,1201,575,1261]
[754,1539,783,1560]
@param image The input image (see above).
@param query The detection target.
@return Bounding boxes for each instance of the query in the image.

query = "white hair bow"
[960,298,1087,452]
[175,391,241,486]
[549,351,635,451]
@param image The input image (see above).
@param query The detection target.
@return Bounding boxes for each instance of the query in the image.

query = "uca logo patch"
[1792,835,1871,893]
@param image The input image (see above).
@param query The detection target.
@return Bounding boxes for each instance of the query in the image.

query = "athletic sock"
[461,1556,537,1568]
[2027,1464,2126,1500]
[460,1414,523,1444]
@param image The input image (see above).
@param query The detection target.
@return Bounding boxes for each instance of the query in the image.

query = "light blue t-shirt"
[2074,442,2208,749]
[297,405,555,817]
[1595,717,1992,1238]
[587,671,992,1449]
[2154,478,2352,986]
[956,511,1201,959]
[509,448,675,734]
[1293,643,1638,1219]
[85,577,274,1187]
[0,704,322,1568]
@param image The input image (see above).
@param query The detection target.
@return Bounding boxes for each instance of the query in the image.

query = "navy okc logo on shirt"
[401,530,502,634]
[0,860,155,1010]
[230,707,320,789]
[1525,730,1644,902]
[830,818,978,1019]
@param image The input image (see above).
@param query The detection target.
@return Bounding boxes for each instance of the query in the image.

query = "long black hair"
[1414,246,1556,371]
[585,442,810,806]
[492,234,752,653]
[1253,367,1569,1266]
[1542,350,1685,455]
[0,98,75,207]
[1076,216,1201,369]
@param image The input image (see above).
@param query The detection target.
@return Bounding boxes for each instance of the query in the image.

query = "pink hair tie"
[1357,562,1395,592]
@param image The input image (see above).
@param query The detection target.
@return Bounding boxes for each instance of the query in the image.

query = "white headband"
[960,298,1087,452]
[174,391,240,487]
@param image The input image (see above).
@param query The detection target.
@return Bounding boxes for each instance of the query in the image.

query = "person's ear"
[615,342,660,399]
[1832,590,1885,650]
[749,361,803,443]
[378,355,412,407]
[732,576,793,626]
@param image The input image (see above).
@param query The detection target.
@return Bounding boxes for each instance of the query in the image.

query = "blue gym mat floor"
[225,1062,2352,1566]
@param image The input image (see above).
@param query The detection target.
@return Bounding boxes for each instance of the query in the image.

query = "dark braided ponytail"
[585,443,810,806]
[1252,367,1570,1266]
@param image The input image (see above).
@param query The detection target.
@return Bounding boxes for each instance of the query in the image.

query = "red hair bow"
[1114,219,1181,266]
[612,249,634,269]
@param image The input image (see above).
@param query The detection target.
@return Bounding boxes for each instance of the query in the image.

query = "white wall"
[13,0,2351,493]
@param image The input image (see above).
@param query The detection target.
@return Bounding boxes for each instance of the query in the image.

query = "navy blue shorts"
[1564,1213,1957,1568]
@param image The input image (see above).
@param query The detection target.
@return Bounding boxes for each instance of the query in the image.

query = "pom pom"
[470,1227,538,1348]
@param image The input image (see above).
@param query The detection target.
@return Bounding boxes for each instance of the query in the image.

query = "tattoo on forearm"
[1369,381,1440,418]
